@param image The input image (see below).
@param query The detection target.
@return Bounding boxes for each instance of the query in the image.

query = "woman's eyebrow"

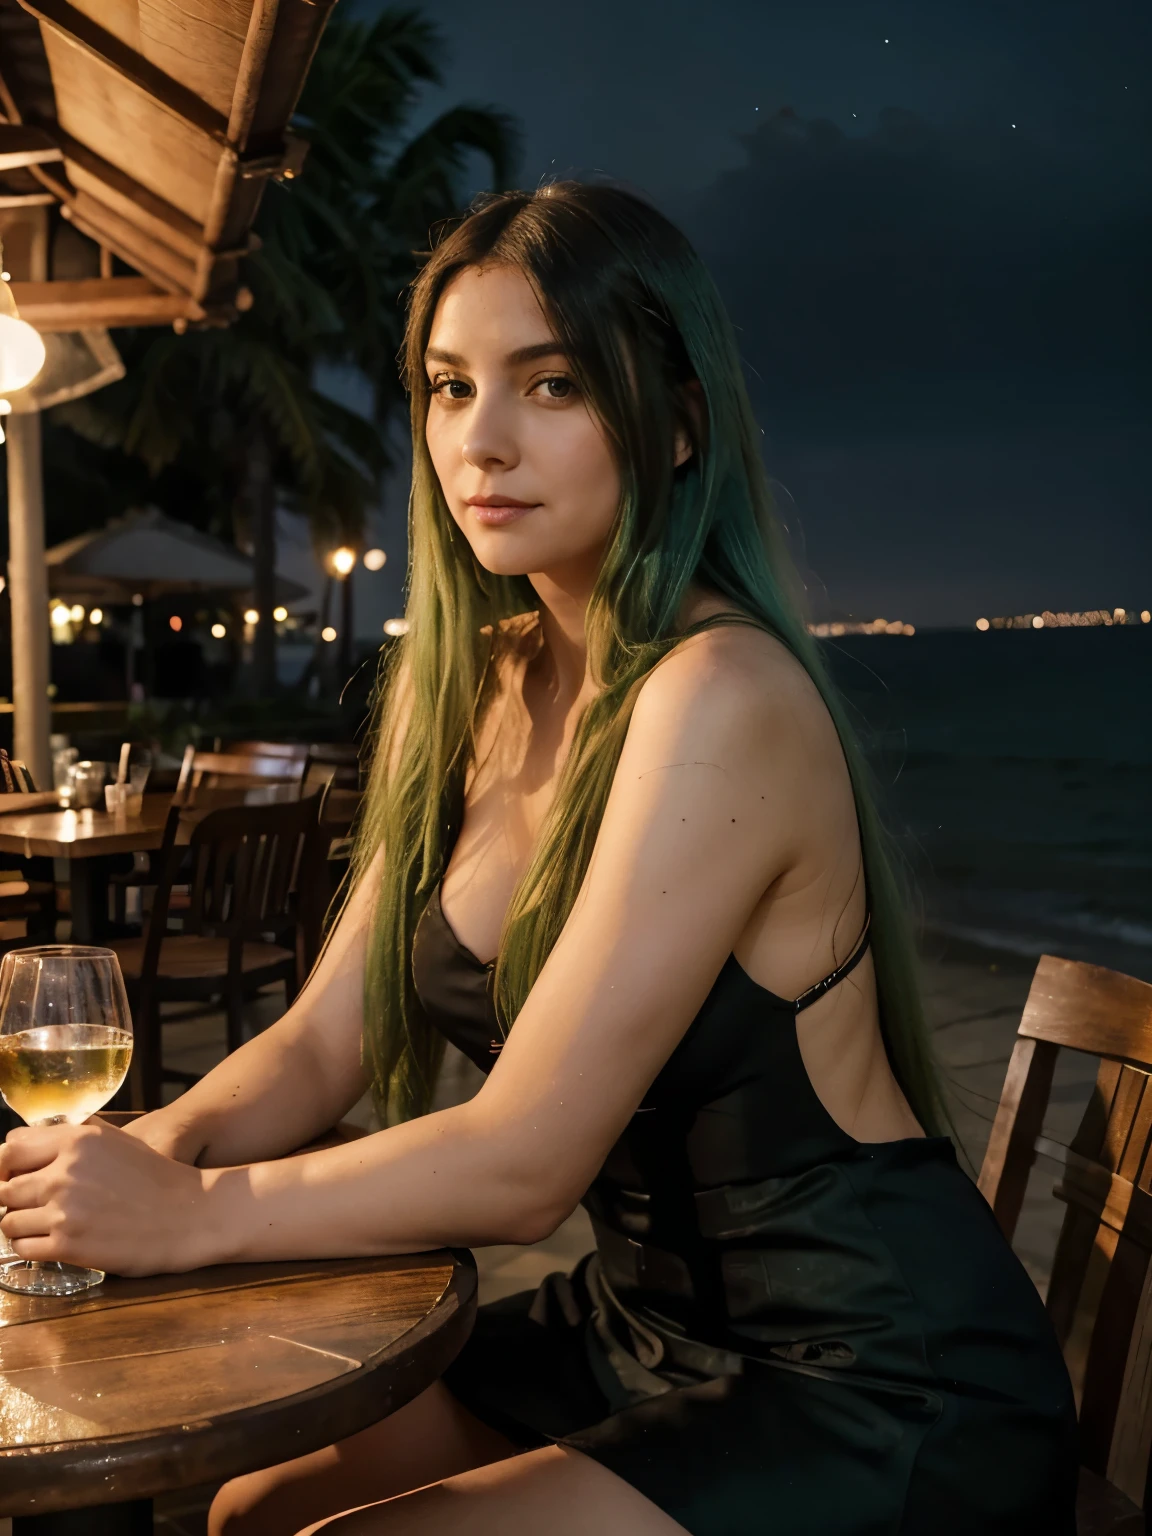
[424,342,568,368]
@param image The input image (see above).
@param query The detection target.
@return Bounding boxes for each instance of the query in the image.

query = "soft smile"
[465,495,541,527]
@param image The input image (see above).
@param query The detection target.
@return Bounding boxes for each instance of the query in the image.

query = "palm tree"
[55,8,518,692]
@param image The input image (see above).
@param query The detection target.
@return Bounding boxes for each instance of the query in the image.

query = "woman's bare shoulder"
[638,614,832,749]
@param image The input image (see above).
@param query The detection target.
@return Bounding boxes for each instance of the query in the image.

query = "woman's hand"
[0,1120,211,1276]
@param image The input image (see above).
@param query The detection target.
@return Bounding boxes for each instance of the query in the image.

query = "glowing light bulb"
[89,608,103,626]
[321,625,337,642]
[69,604,85,623]
[211,622,226,639]
[0,312,46,395]
[383,617,409,637]
[976,618,990,632]
[50,602,71,627]
[169,615,182,632]
[331,547,356,577]
[363,548,387,572]
[1032,615,1044,629]
[243,608,259,625]
[272,605,288,622]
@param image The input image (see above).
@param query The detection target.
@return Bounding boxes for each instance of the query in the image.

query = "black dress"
[412,883,1077,1535]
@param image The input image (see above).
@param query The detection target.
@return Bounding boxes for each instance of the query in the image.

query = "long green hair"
[351,181,944,1134]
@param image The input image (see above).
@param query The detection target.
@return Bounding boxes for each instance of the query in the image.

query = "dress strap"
[792,914,872,1014]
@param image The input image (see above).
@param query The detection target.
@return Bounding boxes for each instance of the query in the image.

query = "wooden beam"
[9,276,199,330]
[14,0,229,143]
[0,124,63,171]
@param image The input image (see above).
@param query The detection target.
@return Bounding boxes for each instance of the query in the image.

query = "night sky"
[357,0,1149,628]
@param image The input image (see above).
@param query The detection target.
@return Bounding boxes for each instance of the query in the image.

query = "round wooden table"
[0,1250,477,1533]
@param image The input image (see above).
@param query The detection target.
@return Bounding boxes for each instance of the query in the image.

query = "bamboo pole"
[6,409,51,789]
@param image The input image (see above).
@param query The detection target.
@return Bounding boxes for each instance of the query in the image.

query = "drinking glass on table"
[0,945,133,1295]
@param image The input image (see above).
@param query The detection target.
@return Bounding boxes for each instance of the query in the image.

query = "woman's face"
[422,264,622,580]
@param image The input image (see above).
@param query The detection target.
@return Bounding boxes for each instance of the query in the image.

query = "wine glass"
[0,945,133,1296]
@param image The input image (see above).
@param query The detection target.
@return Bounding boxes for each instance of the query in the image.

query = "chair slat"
[977,1034,1058,1240]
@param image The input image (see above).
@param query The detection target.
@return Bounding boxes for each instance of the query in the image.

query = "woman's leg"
[209,1382,519,1536]
[299,1446,690,1536]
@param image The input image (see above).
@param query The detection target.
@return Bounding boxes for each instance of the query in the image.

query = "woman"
[0,183,1076,1535]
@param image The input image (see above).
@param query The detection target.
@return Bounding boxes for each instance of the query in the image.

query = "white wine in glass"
[0,945,133,1296]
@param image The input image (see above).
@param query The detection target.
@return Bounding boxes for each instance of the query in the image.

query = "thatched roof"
[0,0,334,329]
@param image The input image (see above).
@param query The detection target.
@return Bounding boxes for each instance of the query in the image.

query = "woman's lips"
[466,500,539,527]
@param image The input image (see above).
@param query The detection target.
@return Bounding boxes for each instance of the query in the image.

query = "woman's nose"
[462,396,519,473]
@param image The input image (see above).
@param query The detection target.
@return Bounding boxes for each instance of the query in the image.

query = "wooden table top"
[0,794,174,860]
[0,1249,477,1517]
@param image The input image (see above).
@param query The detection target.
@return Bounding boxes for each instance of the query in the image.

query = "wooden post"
[5,409,51,790]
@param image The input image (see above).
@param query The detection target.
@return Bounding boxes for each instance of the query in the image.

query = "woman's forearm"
[192,1098,564,1266]
[133,1011,369,1168]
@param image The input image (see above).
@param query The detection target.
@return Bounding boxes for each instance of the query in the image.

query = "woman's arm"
[124,845,382,1168]
[1,629,837,1274]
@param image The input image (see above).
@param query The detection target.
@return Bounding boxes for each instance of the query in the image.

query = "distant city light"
[211,622,226,639]
[383,617,409,637]
[321,626,337,642]
[89,608,103,626]
[331,547,356,577]
[1143,611,1151,624]
[243,608,259,625]
[363,548,387,572]
[69,603,85,623]
[981,609,1143,630]
[807,618,914,638]
[169,615,182,632]
[272,605,288,622]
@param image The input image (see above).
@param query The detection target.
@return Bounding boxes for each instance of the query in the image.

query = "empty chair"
[176,745,308,805]
[980,953,1152,1533]
[110,793,321,1109]
[0,748,56,949]
[294,781,363,983]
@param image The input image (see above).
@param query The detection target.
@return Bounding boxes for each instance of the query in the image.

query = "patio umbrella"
[45,507,310,604]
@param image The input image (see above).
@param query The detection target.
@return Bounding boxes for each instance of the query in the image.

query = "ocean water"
[823,627,1152,982]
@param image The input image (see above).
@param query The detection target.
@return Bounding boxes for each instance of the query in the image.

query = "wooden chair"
[294,781,362,984]
[110,793,321,1109]
[176,745,308,805]
[979,954,1152,1532]
[109,748,309,929]
[0,748,57,949]
[213,738,360,797]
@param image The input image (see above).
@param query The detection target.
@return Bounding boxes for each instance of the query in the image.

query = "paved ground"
[0,941,1092,1535]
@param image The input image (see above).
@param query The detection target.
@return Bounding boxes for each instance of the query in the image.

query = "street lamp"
[328,546,357,673]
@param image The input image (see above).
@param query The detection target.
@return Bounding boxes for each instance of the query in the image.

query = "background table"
[0,1249,476,1532]
[0,797,173,944]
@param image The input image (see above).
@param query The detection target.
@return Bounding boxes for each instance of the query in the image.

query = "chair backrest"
[213,738,311,762]
[147,794,321,957]
[979,954,1152,1506]
[0,749,36,794]
[302,742,361,795]
[176,746,307,805]
[294,782,362,980]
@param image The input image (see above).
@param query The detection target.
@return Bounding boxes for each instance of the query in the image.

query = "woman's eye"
[534,375,576,400]
[430,377,471,400]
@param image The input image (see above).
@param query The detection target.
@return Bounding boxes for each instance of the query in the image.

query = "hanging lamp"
[0,241,47,442]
